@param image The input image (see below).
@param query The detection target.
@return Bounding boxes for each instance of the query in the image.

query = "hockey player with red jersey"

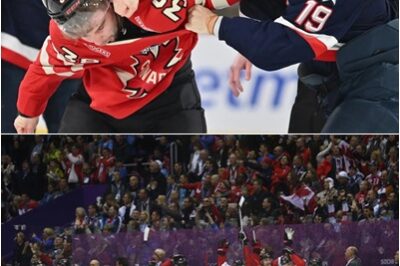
[259,249,274,266]
[217,234,272,266]
[272,228,306,266]
[14,0,236,133]
[216,239,230,266]
[239,232,262,266]
[216,240,245,266]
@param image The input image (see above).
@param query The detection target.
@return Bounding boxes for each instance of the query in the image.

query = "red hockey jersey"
[17,0,237,119]
[272,253,306,266]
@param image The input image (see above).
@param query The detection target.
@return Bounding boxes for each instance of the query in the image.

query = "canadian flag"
[281,184,317,212]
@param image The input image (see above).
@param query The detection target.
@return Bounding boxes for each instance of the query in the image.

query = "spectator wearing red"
[65,145,84,186]
[19,194,39,214]
[355,181,370,205]
[271,155,291,195]
[212,174,231,198]
[295,138,311,166]
[365,162,382,189]
[243,154,273,189]
[225,153,246,185]
[93,148,115,184]
[370,150,386,171]
[316,143,334,183]
[229,174,246,204]
[195,197,223,228]
[180,175,212,202]
[272,146,285,166]
[30,242,53,266]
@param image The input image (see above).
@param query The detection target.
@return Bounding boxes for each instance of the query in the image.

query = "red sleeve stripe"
[295,30,338,61]
[315,50,337,61]
[1,32,39,67]
[274,16,341,58]
[1,47,32,69]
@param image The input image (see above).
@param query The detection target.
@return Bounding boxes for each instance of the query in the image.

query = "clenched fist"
[112,0,139,18]
[14,115,39,134]
[185,5,219,35]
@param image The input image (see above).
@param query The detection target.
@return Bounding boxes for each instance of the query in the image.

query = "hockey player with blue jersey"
[2,0,81,133]
[185,0,398,133]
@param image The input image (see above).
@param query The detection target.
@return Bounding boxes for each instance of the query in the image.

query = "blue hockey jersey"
[216,0,396,71]
[2,0,50,69]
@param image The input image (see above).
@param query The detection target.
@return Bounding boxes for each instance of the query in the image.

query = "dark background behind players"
[2,0,81,133]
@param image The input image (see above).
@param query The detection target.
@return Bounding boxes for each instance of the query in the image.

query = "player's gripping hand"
[112,0,139,18]
[229,53,253,97]
[185,5,219,34]
[14,115,39,134]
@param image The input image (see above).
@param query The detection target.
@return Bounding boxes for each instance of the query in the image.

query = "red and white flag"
[281,185,317,212]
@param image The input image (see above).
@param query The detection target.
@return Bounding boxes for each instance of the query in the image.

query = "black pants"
[288,79,326,133]
[59,60,207,133]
